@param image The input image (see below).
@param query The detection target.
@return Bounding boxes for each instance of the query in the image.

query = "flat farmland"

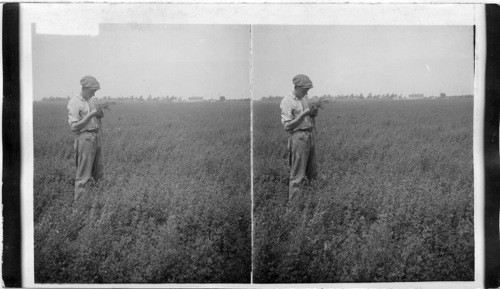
[33,101,251,283]
[253,99,474,282]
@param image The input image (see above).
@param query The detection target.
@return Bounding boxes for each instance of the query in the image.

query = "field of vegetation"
[33,101,251,283]
[253,99,474,283]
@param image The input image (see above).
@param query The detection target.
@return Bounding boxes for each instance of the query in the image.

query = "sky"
[252,25,474,99]
[32,24,251,100]
[32,24,473,100]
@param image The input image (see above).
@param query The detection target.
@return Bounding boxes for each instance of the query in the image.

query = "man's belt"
[77,129,99,135]
[291,128,313,134]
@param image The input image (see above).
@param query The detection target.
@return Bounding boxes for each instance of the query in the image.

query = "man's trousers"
[288,130,317,201]
[74,130,104,200]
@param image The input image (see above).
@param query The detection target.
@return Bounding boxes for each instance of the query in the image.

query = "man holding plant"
[280,74,319,201]
[67,75,105,200]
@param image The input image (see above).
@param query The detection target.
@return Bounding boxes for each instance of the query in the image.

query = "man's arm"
[284,108,311,132]
[70,110,100,132]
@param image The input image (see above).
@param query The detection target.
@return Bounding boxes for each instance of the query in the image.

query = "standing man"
[280,74,318,201]
[67,75,104,200]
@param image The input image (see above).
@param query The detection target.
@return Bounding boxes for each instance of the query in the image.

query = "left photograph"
[32,23,251,283]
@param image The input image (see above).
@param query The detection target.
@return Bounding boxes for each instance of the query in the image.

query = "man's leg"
[74,133,97,200]
[306,133,318,182]
[289,131,311,201]
[92,133,104,181]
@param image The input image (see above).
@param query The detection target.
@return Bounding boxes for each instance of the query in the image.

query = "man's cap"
[293,74,313,89]
[80,75,101,90]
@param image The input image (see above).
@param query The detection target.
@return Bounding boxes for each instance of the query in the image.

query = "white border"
[24,3,475,31]
[20,3,483,288]
[473,3,486,289]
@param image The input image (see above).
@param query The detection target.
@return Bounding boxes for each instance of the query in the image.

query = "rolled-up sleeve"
[67,102,81,131]
[280,99,294,127]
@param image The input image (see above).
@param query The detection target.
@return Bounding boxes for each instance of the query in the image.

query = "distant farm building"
[408,94,424,99]
[188,96,204,101]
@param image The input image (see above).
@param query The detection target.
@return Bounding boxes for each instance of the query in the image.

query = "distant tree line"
[260,96,285,102]
[260,93,474,101]
[226,98,251,102]
[39,95,181,102]
[37,95,250,102]
[38,93,472,103]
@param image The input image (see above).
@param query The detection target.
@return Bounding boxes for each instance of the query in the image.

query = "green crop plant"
[253,98,474,283]
[33,101,251,283]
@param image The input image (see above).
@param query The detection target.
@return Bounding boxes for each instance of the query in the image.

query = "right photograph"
[252,25,474,283]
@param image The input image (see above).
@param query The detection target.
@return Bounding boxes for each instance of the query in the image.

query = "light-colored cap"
[293,74,313,89]
[80,75,101,90]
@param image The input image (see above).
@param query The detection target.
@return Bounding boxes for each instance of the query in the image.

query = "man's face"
[295,87,310,99]
[82,88,98,100]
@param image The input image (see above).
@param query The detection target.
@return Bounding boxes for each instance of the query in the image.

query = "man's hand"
[89,109,104,119]
[310,108,319,117]
[95,109,104,119]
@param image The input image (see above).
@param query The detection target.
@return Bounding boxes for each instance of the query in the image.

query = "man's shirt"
[280,93,313,132]
[67,94,100,133]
